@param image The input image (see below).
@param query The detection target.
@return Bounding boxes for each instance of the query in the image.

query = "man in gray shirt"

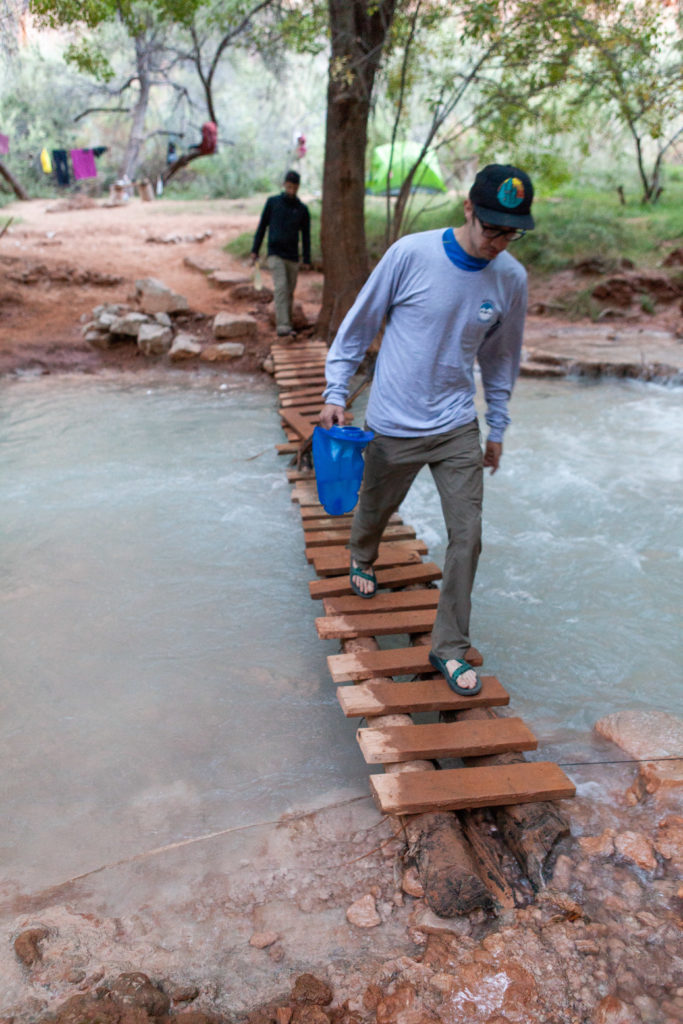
[319,163,534,695]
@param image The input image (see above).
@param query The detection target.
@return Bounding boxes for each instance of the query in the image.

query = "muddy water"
[1,370,681,1021]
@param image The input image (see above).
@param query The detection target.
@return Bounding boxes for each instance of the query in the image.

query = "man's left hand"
[484,440,502,474]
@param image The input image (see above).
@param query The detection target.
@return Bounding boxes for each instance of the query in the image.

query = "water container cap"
[326,425,374,445]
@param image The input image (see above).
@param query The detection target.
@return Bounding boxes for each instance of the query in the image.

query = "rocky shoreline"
[3,711,681,1024]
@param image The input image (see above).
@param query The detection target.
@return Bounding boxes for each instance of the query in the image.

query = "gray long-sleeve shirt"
[323,229,527,442]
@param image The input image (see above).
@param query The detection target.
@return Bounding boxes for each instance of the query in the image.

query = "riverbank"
[0,197,681,382]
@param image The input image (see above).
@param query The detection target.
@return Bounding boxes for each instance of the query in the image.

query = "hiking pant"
[267,254,298,334]
[349,420,483,660]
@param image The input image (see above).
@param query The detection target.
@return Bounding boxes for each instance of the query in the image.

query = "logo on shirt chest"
[478,300,496,323]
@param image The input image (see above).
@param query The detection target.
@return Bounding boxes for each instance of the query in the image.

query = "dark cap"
[470,164,534,230]
[284,169,300,185]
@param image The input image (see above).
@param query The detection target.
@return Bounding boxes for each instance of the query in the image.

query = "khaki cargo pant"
[267,254,299,334]
[349,420,483,661]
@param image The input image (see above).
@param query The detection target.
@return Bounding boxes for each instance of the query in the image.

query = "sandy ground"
[0,195,681,380]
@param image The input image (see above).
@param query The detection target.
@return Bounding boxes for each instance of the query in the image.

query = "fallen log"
[342,634,493,916]
[447,705,571,890]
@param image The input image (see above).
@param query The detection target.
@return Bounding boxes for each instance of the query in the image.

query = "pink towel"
[0,134,9,155]
[70,148,97,179]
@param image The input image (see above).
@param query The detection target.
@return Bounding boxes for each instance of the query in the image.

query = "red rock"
[249,930,279,949]
[345,893,381,928]
[578,829,615,858]
[291,1008,330,1024]
[594,711,683,759]
[376,983,434,1024]
[13,926,50,966]
[401,866,424,898]
[591,994,642,1023]
[291,974,333,1006]
[613,831,657,872]
[654,815,683,871]
[108,971,170,1017]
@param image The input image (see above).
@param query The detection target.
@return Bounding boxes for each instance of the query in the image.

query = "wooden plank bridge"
[272,339,575,821]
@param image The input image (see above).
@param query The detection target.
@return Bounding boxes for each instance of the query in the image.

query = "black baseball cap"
[470,164,534,230]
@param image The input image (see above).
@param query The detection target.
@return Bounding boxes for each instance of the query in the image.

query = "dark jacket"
[251,192,311,264]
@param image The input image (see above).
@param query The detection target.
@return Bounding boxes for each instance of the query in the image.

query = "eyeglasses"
[476,216,526,242]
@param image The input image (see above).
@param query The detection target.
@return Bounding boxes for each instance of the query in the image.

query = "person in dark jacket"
[250,170,311,336]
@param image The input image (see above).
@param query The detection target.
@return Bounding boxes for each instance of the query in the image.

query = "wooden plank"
[327,643,482,683]
[275,375,327,388]
[337,675,508,717]
[275,366,327,380]
[369,761,577,815]
[309,540,428,576]
[279,408,316,441]
[276,442,300,455]
[316,607,437,639]
[300,509,355,525]
[304,524,416,549]
[357,717,537,764]
[300,509,402,527]
[280,389,326,405]
[323,588,439,616]
[309,561,442,598]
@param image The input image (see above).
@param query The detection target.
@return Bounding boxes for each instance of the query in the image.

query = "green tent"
[366,142,447,195]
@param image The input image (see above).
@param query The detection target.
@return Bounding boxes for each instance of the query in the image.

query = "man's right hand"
[249,253,258,265]
[319,403,346,429]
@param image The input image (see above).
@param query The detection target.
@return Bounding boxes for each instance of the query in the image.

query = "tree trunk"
[0,160,29,200]
[120,33,152,181]
[316,0,398,343]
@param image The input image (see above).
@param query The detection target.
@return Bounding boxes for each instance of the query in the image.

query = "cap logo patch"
[497,177,525,208]
[478,300,495,323]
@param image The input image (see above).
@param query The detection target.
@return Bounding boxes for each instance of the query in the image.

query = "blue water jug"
[312,425,375,516]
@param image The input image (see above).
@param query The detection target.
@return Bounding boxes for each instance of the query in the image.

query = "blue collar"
[442,227,489,271]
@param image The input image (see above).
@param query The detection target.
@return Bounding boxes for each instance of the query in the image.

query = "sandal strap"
[350,565,376,583]
[448,660,475,682]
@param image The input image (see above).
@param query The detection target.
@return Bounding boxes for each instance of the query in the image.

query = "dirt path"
[0,195,323,375]
[1,194,681,380]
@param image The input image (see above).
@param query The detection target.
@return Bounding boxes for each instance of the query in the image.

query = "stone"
[291,974,333,1005]
[594,711,683,759]
[110,312,149,337]
[291,1007,330,1024]
[578,829,616,858]
[591,994,642,1023]
[653,815,683,871]
[137,323,173,356]
[170,333,202,360]
[410,906,471,938]
[13,926,50,966]
[346,893,381,928]
[212,311,257,339]
[108,971,171,1017]
[200,342,245,362]
[249,930,279,949]
[261,354,275,374]
[208,270,250,288]
[551,853,574,890]
[85,330,112,350]
[154,312,172,327]
[376,983,432,1024]
[135,276,189,314]
[401,865,424,898]
[613,831,657,872]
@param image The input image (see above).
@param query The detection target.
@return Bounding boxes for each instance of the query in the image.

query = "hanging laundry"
[0,134,9,155]
[92,146,108,158]
[52,149,70,185]
[199,122,217,155]
[40,148,52,174]
[70,149,97,180]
